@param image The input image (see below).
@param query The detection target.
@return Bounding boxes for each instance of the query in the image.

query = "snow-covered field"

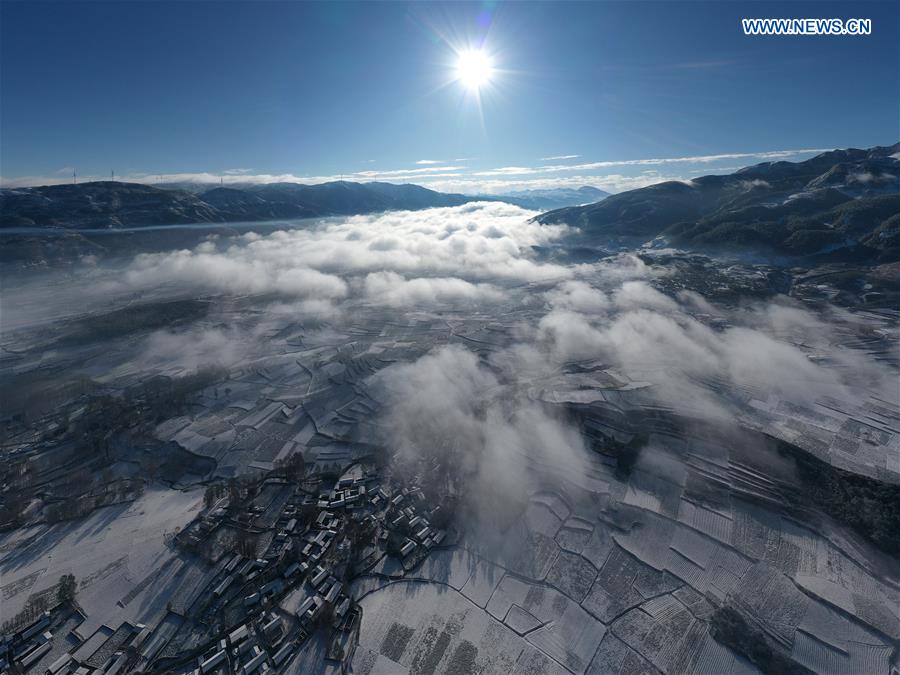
[1,487,202,637]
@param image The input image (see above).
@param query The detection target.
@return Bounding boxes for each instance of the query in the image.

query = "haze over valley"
[1,2,898,674]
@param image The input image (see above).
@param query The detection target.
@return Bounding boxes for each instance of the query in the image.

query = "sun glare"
[455,49,494,91]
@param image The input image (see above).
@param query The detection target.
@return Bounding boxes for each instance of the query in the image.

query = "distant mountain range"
[0,180,610,229]
[0,181,480,229]
[7,143,898,266]
[488,186,610,211]
[538,143,900,263]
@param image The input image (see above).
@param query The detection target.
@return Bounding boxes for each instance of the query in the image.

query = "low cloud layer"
[372,344,590,524]
[363,272,504,308]
[10,203,891,423]
[369,260,896,536]
[6,203,895,525]
[533,280,895,418]
[121,203,571,312]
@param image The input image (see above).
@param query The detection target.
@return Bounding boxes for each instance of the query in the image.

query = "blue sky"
[1,1,897,193]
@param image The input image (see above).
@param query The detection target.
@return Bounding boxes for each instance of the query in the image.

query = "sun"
[455,49,494,91]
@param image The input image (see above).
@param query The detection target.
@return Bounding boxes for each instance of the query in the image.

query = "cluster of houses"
[2,612,57,674]
[376,485,447,566]
[193,609,290,675]
[2,612,156,675]
[178,464,394,672]
[318,478,367,510]
[2,456,454,674]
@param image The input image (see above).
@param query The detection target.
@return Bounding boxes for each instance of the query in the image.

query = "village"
[2,450,452,674]
[1,254,899,675]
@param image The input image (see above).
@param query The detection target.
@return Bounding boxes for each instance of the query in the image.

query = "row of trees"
[228,530,258,558]
[345,517,376,562]
[45,481,145,524]
[792,448,900,554]
[0,574,77,634]
[202,474,264,511]
[710,606,811,675]
[203,480,241,509]
[0,458,38,529]
[0,593,49,634]
[123,366,229,424]
[202,451,306,513]
[274,452,306,482]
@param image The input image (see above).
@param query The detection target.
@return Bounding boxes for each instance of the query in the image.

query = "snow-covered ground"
[1,487,202,637]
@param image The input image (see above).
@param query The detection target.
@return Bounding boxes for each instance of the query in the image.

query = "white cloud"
[1,147,830,192]
[740,179,771,189]
[363,271,504,307]
[125,248,350,300]
[541,148,830,172]
[595,253,664,282]
[540,154,581,161]
[352,165,466,178]
[0,166,468,189]
[847,171,896,185]
[531,284,895,421]
[0,174,77,188]
[472,166,535,177]
[6,199,896,519]
[537,309,606,362]
[118,203,572,309]
[417,173,680,195]
[470,148,830,179]
[372,344,590,524]
[545,280,609,313]
[139,326,252,371]
[614,280,679,312]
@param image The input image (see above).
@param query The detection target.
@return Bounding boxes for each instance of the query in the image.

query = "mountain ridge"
[537,143,900,263]
[0,179,614,229]
[0,180,480,229]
